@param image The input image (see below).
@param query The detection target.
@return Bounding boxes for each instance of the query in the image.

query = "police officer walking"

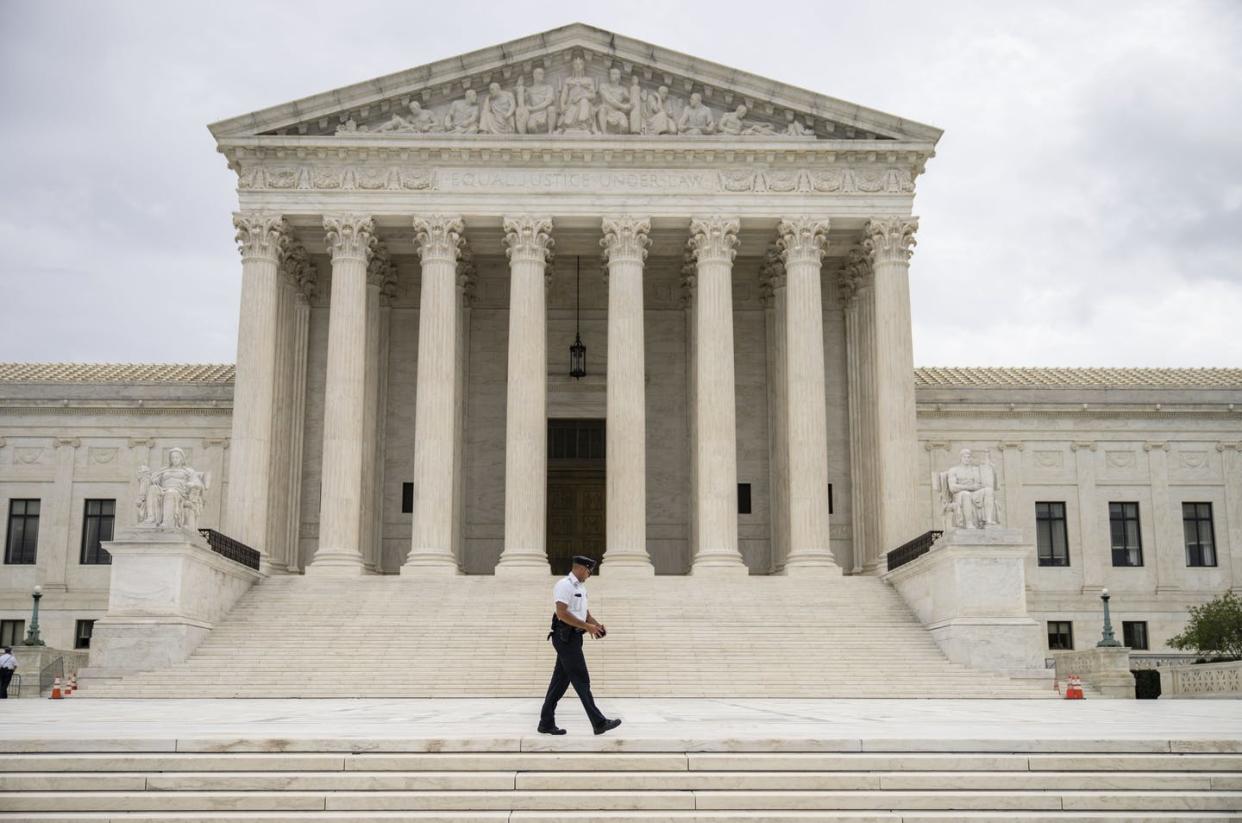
[539,555,622,735]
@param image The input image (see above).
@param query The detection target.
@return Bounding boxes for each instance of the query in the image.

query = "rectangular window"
[80,499,116,565]
[1123,621,1149,651]
[1035,502,1070,566]
[1109,502,1143,567]
[401,482,414,514]
[737,483,752,515]
[547,419,605,461]
[1047,620,1074,651]
[74,619,95,650]
[1182,502,1217,567]
[0,620,24,647]
[4,499,40,565]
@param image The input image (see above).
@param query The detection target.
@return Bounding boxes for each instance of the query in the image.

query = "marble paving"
[3,699,1241,752]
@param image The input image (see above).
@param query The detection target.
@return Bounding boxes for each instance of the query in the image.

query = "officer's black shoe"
[537,724,567,735]
[593,718,622,735]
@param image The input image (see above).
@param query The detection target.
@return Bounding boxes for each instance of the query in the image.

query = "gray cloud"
[1,0,1238,366]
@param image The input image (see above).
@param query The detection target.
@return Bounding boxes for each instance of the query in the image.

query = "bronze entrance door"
[546,419,606,575]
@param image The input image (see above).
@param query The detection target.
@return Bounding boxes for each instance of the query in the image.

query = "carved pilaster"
[233,212,290,262]
[687,216,740,264]
[776,217,829,267]
[679,248,697,307]
[456,245,477,307]
[280,242,313,290]
[600,216,652,265]
[503,215,555,264]
[861,216,918,266]
[367,243,394,289]
[413,214,465,263]
[837,248,871,309]
[760,246,786,301]
[322,214,377,263]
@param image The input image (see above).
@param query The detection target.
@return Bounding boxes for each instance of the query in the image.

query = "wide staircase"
[82,574,1054,698]
[3,739,1239,820]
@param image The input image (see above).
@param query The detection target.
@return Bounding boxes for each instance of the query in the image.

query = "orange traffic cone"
[65,674,76,696]
[1065,674,1084,700]
[49,676,63,700]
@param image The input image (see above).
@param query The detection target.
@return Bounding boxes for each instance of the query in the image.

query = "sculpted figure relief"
[640,85,677,135]
[136,448,210,531]
[784,110,814,137]
[678,92,715,134]
[479,81,517,134]
[375,100,442,134]
[717,104,776,136]
[596,67,638,134]
[558,55,597,134]
[516,67,557,134]
[941,448,999,529]
[444,89,480,134]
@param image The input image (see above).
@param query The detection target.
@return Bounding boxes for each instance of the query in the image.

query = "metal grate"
[886,530,943,572]
[198,529,261,570]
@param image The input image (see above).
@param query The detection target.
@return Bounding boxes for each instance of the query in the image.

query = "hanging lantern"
[570,256,586,379]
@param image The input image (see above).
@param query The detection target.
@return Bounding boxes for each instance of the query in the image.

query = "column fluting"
[778,218,839,572]
[307,214,375,576]
[496,216,554,576]
[404,215,466,575]
[688,217,748,575]
[601,216,654,574]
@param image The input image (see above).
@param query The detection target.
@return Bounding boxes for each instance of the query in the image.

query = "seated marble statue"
[444,89,480,134]
[596,67,635,134]
[516,67,557,134]
[678,92,715,134]
[558,55,597,134]
[640,85,677,135]
[717,104,776,136]
[136,447,209,531]
[942,448,998,529]
[479,82,517,134]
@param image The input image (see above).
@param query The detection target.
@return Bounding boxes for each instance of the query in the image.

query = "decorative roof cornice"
[0,364,236,384]
[914,367,1242,391]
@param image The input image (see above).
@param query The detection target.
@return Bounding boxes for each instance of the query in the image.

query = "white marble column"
[307,214,376,576]
[762,250,790,573]
[1146,441,1182,594]
[688,217,747,576]
[360,245,390,573]
[855,256,884,574]
[37,437,78,592]
[1073,441,1105,593]
[263,248,298,573]
[601,216,654,575]
[226,212,288,557]
[778,218,838,572]
[838,253,870,573]
[496,216,554,577]
[452,254,476,566]
[199,438,228,532]
[862,217,921,556]
[1218,442,1242,593]
[284,268,316,571]
[681,253,699,566]
[405,215,466,575]
[374,271,396,571]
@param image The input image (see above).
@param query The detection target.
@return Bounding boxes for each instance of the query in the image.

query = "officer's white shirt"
[552,572,588,623]
[0,653,16,670]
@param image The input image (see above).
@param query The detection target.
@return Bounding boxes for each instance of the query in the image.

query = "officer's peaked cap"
[572,555,597,571]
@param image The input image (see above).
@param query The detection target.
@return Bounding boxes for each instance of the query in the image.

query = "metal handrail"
[39,656,63,694]
[886,530,943,572]
[198,529,261,570]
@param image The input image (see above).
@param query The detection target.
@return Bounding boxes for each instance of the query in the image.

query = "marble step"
[4,815,1241,823]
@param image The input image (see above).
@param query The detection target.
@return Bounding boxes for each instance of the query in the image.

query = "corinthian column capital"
[837,247,873,306]
[600,216,652,265]
[776,217,830,267]
[413,214,465,262]
[503,215,555,264]
[367,243,395,288]
[279,241,311,286]
[323,214,377,263]
[687,216,740,264]
[759,247,785,306]
[233,212,290,261]
[861,216,919,266]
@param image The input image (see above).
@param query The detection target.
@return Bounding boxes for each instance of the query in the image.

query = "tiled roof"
[0,363,236,384]
[1,363,1238,391]
[915,367,1242,390]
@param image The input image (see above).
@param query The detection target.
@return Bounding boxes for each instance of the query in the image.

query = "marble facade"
[1,26,1240,662]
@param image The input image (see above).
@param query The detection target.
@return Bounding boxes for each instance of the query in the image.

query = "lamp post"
[23,585,45,646]
[1097,587,1121,648]
[569,256,586,379]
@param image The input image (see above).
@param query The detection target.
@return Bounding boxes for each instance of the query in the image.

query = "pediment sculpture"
[135,447,211,531]
[933,448,1002,531]
[333,55,819,140]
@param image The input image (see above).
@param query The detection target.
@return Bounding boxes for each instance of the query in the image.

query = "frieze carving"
[316,52,832,142]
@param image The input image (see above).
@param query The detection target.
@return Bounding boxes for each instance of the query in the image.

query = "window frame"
[0,619,25,647]
[4,499,41,565]
[1047,620,1074,651]
[1182,502,1217,568]
[1122,620,1149,651]
[1035,501,1070,567]
[79,499,116,566]
[74,619,96,650]
[1109,501,1144,567]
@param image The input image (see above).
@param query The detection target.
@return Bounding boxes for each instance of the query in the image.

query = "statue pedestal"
[82,527,263,680]
[883,527,1046,679]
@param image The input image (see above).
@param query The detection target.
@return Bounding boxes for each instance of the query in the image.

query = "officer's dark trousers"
[0,668,13,699]
[540,632,605,728]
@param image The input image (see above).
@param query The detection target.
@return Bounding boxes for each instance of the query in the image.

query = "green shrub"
[1168,591,1242,661]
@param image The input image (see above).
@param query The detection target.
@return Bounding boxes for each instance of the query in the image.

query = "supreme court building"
[2,24,1240,664]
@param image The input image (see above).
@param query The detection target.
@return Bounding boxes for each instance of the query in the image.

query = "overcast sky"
[2,1,1239,368]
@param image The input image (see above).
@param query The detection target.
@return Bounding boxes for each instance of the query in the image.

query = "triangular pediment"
[210,23,941,146]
